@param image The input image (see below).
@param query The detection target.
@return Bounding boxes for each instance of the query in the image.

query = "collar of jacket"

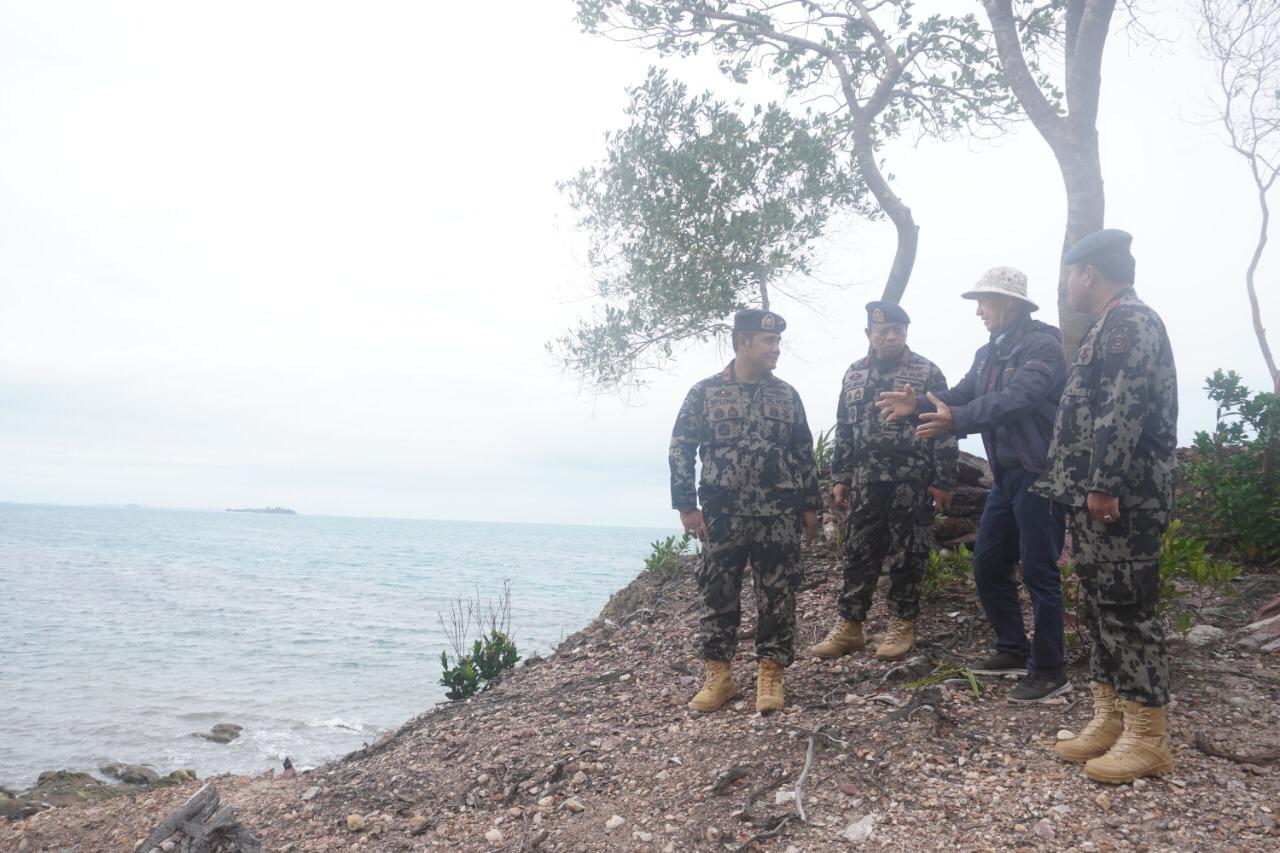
[864,345,914,367]
[720,359,774,383]
[989,314,1032,357]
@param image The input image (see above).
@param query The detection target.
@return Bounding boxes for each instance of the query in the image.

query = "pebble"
[775,789,796,805]
[572,770,589,786]
[1034,818,1054,841]
[841,813,876,843]
[1056,729,1076,741]
[538,796,556,807]
[563,798,586,813]
[477,773,491,785]
[1095,793,1112,811]
[346,814,366,832]
[633,830,654,842]
[606,814,626,832]
[300,786,320,801]
[408,816,428,833]
[484,828,504,845]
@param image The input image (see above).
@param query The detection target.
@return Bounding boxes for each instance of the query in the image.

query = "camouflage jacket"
[669,361,822,517]
[1033,289,1178,509]
[831,348,959,490]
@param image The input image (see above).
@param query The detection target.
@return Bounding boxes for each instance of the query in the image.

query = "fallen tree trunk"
[137,784,261,853]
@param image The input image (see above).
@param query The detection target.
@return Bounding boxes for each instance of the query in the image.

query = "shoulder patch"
[1109,333,1129,354]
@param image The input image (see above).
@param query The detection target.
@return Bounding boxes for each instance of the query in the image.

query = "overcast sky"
[0,2,1269,528]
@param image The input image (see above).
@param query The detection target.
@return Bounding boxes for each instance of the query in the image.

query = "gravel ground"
[4,542,1278,852]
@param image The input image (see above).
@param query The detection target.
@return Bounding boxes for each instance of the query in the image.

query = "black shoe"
[971,651,1028,675]
[1008,672,1073,703]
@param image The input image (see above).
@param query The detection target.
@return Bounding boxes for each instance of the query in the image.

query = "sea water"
[0,504,674,789]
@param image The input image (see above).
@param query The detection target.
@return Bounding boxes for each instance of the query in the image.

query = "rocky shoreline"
[4,524,1278,851]
[0,723,261,825]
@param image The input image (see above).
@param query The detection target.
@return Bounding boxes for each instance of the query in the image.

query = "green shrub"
[924,546,972,597]
[437,582,520,701]
[439,652,481,700]
[1158,520,1242,634]
[1177,370,1280,563]
[645,532,694,578]
[814,425,836,477]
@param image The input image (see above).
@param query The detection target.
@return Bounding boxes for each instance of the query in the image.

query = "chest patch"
[845,369,869,388]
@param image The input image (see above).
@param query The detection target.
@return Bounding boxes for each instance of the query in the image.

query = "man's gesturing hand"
[831,483,851,511]
[915,392,955,441]
[875,383,918,423]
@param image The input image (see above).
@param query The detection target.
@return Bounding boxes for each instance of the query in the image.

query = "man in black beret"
[1034,228,1179,783]
[669,308,821,714]
[810,301,958,662]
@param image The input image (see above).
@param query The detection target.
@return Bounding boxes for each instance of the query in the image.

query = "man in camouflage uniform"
[670,308,821,715]
[810,301,958,662]
[1034,229,1179,784]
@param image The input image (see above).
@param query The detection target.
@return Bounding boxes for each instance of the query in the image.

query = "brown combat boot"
[1055,682,1123,763]
[874,618,914,660]
[1084,700,1174,784]
[755,659,785,714]
[688,660,738,713]
[809,619,866,659]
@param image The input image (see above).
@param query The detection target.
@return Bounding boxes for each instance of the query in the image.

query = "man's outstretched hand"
[875,383,918,423]
[916,392,955,441]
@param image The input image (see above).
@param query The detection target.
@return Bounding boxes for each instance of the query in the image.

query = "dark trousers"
[972,466,1066,675]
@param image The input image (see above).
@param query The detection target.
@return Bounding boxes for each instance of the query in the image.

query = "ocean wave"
[306,717,369,733]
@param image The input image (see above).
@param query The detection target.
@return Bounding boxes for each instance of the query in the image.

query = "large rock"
[100,763,160,785]
[0,797,44,820]
[957,451,993,487]
[193,723,244,744]
[21,770,130,806]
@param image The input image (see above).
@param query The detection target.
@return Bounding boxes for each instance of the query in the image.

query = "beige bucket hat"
[961,266,1039,312]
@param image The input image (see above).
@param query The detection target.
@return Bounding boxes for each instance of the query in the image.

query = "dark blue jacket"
[929,316,1067,481]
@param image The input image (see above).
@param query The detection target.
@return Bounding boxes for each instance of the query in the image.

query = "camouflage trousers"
[695,513,803,666]
[839,481,933,622]
[1071,506,1171,707]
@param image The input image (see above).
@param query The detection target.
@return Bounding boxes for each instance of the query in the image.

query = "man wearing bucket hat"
[1032,229,1178,784]
[875,267,1070,702]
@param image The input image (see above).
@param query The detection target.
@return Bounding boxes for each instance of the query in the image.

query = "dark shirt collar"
[721,359,772,384]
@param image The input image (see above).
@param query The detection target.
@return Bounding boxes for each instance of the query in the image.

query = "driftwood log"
[137,784,261,853]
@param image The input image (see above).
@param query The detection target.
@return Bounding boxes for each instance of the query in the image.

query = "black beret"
[1063,228,1133,265]
[733,308,786,333]
[865,300,910,326]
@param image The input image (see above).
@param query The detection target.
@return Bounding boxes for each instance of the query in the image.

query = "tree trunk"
[851,120,919,304]
[1247,185,1279,393]
[1054,119,1107,356]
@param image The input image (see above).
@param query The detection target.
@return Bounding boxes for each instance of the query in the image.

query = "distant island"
[225,507,297,515]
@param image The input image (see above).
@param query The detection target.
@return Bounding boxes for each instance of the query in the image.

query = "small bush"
[814,425,836,477]
[924,546,972,597]
[645,532,694,578]
[1177,370,1280,563]
[1159,520,1242,634]
[437,581,520,701]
